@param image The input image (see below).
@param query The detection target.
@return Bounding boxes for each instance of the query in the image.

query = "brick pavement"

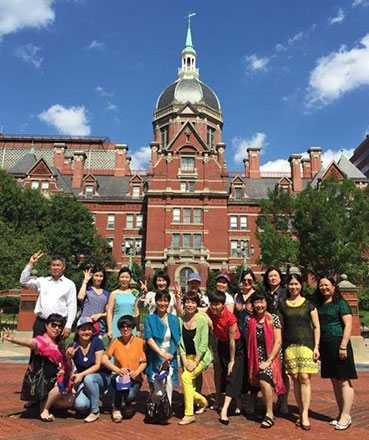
[0,363,368,440]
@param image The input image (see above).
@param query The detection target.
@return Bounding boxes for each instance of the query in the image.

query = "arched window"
[179,267,194,291]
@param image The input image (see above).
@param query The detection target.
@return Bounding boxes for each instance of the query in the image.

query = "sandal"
[260,416,274,429]
[40,413,55,422]
[112,410,123,423]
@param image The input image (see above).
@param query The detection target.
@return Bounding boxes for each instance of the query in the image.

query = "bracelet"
[339,347,347,350]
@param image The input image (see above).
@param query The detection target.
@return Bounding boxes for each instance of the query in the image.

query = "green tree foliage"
[258,177,369,308]
[0,170,115,290]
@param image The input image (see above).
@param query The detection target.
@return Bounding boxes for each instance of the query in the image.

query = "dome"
[156,78,221,112]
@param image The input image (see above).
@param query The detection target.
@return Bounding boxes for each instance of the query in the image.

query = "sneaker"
[178,415,196,425]
[84,412,100,423]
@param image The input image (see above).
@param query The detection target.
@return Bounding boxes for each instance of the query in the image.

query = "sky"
[1,0,369,171]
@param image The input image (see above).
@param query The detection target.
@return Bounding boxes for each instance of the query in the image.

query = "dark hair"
[208,289,226,305]
[286,273,305,298]
[315,276,342,304]
[155,289,171,303]
[87,266,107,289]
[118,266,132,279]
[46,313,67,362]
[183,290,200,307]
[241,268,256,283]
[51,255,66,266]
[263,266,284,290]
[250,291,268,305]
[153,271,171,289]
[117,314,136,330]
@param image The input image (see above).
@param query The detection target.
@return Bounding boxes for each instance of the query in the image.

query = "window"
[207,126,215,149]
[132,186,140,198]
[107,214,115,229]
[230,215,238,230]
[183,234,191,248]
[181,156,195,170]
[173,208,180,223]
[180,182,187,192]
[126,214,134,229]
[107,237,114,250]
[31,180,39,190]
[91,213,96,225]
[172,234,180,248]
[194,234,201,249]
[86,185,93,198]
[240,215,248,230]
[188,181,195,192]
[183,208,191,224]
[160,126,169,149]
[194,208,202,223]
[136,214,143,229]
[180,267,194,291]
[135,239,142,255]
[124,238,133,255]
[230,240,239,257]
[41,181,49,191]
[234,187,242,200]
[280,185,289,194]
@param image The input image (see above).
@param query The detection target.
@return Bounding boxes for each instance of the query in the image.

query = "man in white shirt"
[19,250,77,338]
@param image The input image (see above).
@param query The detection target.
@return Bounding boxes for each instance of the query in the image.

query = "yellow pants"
[182,355,207,416]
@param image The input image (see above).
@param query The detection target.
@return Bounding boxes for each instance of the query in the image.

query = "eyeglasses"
[50,322,63,330]
[243,279,253,284]
[120,325,132,330]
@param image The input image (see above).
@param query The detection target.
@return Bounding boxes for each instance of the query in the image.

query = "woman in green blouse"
[178,291,212,426]
[316,277,357,431]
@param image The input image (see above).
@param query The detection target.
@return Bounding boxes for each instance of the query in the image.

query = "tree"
[0,170,115,290]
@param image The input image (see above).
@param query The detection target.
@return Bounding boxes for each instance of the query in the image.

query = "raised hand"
[29,250,43,266]
[83,268,93,283]
[139,279,148,294]
[174,282,182,299]
[2,328,13,343]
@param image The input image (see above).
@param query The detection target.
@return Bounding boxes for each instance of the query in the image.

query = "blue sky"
[1,0,369,171]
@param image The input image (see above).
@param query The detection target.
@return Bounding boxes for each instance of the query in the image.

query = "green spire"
[182,12,196,55]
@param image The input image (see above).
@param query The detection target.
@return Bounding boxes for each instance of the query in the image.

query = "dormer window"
[41,181,49,191]
[234,187,242,200]
[86,185,94,198]
[31,180,39,190]
[181,156,195,170]
[132,186,140,198]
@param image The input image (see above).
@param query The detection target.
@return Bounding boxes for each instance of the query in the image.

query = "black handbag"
[145,393,172,423]
[21,358,55,402]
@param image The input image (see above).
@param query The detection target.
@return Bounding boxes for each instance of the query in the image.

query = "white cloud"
[130,146,151,169]
[306,33,369,109]
[95,86,113,97]
[260,148,355,172]
[328,8,345,25]
[352,0,369,7]
[106,102,118,112]
[15,44,43,68]
[245,54,269,73]
[0,0,55,38]
[232,133,268,163]
[288,31,304,44]
[87,40,105,50]
[38,104,91,135]
[275,43,287,53]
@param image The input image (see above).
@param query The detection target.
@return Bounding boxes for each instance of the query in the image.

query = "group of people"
[3,252,357,431]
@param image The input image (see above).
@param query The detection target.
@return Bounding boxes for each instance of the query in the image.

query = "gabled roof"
[10,153,37,176]
[166,120,209,152]
[337,154,367,180]
[28,157,55,177]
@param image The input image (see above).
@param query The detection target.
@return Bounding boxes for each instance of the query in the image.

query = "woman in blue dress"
[107,267,139,339]
[78,266,110,335]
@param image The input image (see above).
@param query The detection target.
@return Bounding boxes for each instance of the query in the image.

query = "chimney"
[72,151,86,189]
[289,154,302,192]
[247,147,261,179]
[53,143,66,171]
[216,142,226,167]
[114,144,130,177]
[243,158,250,178]
[308,147,322,177]
[301,157,312,178]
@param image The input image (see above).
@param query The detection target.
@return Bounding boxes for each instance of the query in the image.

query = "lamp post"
[238,241,255,282]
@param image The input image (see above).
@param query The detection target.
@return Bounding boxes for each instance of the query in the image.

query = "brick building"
[1,24,367,290]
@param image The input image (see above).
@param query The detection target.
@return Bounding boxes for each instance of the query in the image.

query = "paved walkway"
[0,362,368,440]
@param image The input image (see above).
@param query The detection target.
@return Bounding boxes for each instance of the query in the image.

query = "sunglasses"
[50,322,63,330]
[120,325,132,330]
[243,279,253,284]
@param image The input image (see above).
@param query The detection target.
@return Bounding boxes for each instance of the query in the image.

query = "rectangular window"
[207,126,215,149]
[160,126,169,149]
[194,234,201,249]
[234,187,242,200]
[183,234,191,248]
[132,186,140,198]
[183,208,191,224]
[135,239,142,255]
[188,181,195,192]
[181,156,195,170]
[136,214,143,229]
[231,240,239,257]
[230,215,238,230]
[172,233,180,248]
[41,181,49,191]
[86,185,93,198]
[31,180,39,190]
[126,214,134,229]
[194,208,202,223]
[173,208,181,223]
[240,215,248,230]
[107,237,114,250]
[107,214,115,229]
[124,238,133,255]
[180,182,187,192]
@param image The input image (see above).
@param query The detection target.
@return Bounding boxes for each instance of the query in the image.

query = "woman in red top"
[207,290,244,425]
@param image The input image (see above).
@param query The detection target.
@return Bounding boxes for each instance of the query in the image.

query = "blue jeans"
[112,375,141,409]
[74,372,110,414]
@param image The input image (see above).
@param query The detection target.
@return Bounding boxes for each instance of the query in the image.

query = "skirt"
[320,338,357,380]
[284,344,319,375]
[217,338,244,399]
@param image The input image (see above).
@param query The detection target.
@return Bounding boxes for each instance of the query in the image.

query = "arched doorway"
[179,266,195,292]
